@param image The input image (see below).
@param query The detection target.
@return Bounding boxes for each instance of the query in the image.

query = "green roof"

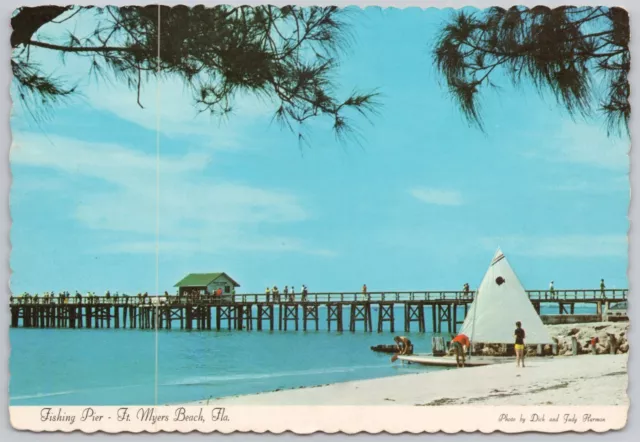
[174,273,240,288]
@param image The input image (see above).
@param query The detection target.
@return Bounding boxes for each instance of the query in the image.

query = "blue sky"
[9,7,629,295]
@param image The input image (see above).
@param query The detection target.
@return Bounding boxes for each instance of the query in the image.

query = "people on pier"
[301,285,308,302]
[362,284,368,301]
[265,287,271,303]
[514,321,526,368]
[549,281,555,299]
[283,286,289,301]
[450,333,470,368]
[463,283,470,298]
[600,279,606,298]
[273,286,280,302]
[290,286,295,302]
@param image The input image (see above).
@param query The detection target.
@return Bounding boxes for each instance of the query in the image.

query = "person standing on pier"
[302,285,308,302]
[549,281,555,299]
[600,279,606,298]
[273,285,280,302]
[283,286,289,301]
[450,333,470,368]
[463,283,470,299]
[362,284,368,301]
[265,287,271,303]
[290,286,295,302]
[514,321,526,368]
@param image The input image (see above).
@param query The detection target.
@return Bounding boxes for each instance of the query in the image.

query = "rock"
[481,347,497,356]
[619,343,629,353]
[569,328,580,336]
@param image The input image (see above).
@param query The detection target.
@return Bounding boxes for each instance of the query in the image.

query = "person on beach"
[514,321,526,367]
[395,336,412,355]
[450,334,470,367]
[390,336,413,362]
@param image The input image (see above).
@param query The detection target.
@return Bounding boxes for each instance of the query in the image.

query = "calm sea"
[9,304,593,405]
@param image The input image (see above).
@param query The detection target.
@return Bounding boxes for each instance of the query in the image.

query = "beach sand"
[194,354,628,406]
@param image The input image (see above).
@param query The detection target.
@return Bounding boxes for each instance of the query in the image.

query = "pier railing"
[9,288,627,306]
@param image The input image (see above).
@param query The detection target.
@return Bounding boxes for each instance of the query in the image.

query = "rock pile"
[447,322,629,357]
[547,322,629,356]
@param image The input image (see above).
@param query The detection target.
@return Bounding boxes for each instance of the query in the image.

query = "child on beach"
[450,333,470,368]
[514,321,526,367]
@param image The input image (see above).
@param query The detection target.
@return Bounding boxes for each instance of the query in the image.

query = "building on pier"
[174,272,240,297]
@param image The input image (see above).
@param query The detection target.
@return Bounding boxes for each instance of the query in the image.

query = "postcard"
[7,1,629,433]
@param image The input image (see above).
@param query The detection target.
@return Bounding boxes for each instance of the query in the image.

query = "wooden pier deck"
[8,289,627,332]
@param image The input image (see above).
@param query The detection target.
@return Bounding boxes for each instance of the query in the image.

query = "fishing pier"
[9,289,626,333]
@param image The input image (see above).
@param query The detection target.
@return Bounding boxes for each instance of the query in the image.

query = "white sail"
[459,248,553,345]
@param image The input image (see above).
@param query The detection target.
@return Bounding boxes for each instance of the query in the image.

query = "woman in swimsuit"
[514,321,526,367]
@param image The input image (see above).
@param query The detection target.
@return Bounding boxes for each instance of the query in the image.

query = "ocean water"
[9,304,595,405]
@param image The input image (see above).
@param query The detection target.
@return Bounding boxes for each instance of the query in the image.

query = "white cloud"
[522,120,629,171]
[11,132,333,256]
[546,176,629,194]
[409,187,463,206]
[479,235,627,258]
[84,76,275,144]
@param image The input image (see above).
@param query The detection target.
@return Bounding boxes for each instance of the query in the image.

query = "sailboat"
[459,248,553,346]
[393,248,552,367]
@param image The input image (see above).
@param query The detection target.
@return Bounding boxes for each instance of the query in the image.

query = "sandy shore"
[193,354,628,406]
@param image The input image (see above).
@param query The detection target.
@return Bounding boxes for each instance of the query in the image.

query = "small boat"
[370,344,401,354]
[396,354,514,367]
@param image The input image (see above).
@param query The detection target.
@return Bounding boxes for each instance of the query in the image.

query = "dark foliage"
[433,6,629,135]
[11,5,378,139]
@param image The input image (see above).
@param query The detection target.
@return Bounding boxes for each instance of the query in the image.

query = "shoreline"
[188,321,629,406]
[189,354,628,406]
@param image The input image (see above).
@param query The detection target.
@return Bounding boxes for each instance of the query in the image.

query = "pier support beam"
[404,303,425,332]
[303,304,319,331]
[349,303,372,332]
[377,304,395,333]
[281,304,299,331]
[327,304,343,332]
